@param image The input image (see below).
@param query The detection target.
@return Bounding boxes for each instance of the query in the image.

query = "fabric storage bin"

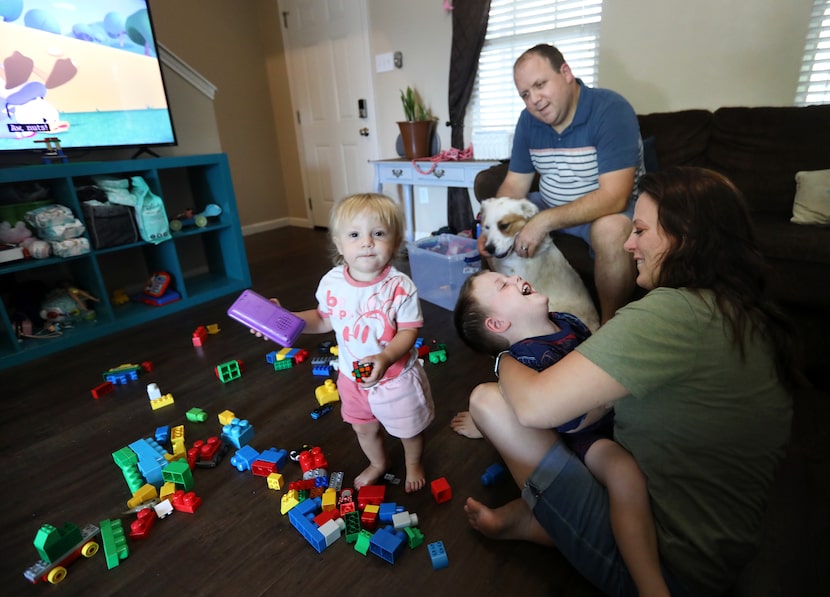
[82,201,139,249]
[407,234,481,310]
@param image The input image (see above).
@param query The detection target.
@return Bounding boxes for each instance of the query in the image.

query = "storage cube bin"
[407,234,481,311]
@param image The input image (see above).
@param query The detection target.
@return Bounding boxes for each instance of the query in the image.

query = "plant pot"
[397,120,436,159]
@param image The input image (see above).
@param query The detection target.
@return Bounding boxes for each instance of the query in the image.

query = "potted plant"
[398,86,437,159]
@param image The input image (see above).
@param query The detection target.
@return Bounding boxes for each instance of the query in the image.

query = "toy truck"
[23,522,100,584]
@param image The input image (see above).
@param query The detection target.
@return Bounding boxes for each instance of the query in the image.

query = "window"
[471,0,603,131]
[795,0,830,105]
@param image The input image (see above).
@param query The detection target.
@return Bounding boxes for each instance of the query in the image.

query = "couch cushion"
[637,110,712,169]
[791,169,830,226]
[707,106,830,215]
[753,213,830,264]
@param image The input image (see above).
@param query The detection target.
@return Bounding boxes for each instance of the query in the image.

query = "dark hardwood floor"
[1,227,827,596]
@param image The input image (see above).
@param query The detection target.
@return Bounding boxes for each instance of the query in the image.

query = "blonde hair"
[328,193,405,265]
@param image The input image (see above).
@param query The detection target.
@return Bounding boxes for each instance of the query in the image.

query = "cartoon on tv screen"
[0,0,176,152]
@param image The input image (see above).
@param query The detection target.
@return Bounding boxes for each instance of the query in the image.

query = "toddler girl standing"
[276,193,434,492]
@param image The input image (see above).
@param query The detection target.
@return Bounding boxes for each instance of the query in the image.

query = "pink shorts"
[337,362,434,439]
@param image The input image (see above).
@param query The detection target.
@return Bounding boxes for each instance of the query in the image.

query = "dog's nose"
[484,243,495,255]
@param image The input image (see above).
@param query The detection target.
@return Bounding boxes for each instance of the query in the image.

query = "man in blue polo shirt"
[479,44,644,324]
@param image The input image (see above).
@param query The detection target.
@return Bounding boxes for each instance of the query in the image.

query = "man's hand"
[514,211,552,258]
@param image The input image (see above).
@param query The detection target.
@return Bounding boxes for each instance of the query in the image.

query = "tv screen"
[0,0,176,154]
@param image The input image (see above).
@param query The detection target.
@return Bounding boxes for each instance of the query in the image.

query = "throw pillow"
[791,169,830,226]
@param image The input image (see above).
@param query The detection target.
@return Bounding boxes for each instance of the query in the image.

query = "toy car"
[24,522,100,584]
[169,203,222,231]
[310,404,333,419]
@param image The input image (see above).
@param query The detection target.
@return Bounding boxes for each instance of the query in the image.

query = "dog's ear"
[480,198,494,219]
[519,199,539,219]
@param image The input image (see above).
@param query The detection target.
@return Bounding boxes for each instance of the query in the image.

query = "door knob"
[359,128,369,137]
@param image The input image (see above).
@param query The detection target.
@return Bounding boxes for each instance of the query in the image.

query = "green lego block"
[186,407,208,423]
[112,446,138,469]
[162,458,194,491]
[354,529,373,556]
[99,519,128,569]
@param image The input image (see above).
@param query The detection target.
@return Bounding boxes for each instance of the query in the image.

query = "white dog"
[479,197,600,331]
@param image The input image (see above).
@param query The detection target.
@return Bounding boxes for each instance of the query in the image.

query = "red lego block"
[313,509,340,527]
[360,508,378,530]
[357,485,385,510]
[417,345,431,358]
[294,349,310,363]
[171,490,202,514]
[431,477,452,504]
[298,446,328,473]
[192,326,208,347]
[91,381,114,399]
[141,361,154,372]
[251,459,277,477]
[129,507,156,539]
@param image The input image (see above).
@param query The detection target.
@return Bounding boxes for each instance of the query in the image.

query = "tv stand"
[0,153,251,370]
[131,146,161,159]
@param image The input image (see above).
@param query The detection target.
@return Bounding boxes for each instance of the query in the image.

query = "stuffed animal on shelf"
[39,286,99,324]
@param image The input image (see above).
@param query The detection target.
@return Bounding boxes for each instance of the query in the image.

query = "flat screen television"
[0,0,176,155]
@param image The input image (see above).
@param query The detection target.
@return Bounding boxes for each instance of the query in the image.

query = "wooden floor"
[1,226,827,596]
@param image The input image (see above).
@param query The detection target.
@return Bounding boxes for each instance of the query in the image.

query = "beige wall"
[149,0,299,230]
[143,0,815,235]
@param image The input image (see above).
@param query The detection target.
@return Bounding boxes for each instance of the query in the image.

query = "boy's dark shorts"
[561,409,615,461]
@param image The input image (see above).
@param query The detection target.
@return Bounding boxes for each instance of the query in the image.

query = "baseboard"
[242,217,313,236]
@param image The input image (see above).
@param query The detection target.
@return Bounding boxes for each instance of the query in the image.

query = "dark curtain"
[446,0,491,234]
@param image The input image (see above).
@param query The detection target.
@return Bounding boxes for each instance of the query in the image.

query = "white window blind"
[795,0,830,105]
[472,0,603,131]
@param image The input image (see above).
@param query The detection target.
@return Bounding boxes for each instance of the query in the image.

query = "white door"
[279,0,378,228]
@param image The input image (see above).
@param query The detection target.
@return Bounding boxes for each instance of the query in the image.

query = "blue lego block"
[481,463,507,487]
[265,351,278,364]
[312,364,332,376]
[288,497,327,552]
[154,425,170,445]
[369,525,407,564]
[427,540,448,569]
[378,502,404,523]
[257,448,289,472]
[129,438,168,487]
[221,418,255,449]
[230,445,261,472]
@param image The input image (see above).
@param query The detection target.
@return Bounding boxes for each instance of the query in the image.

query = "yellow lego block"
[364,503,380,515]
[267,473,284,490]
[321,487,337,511]
[280,490,300,515]
[159,481,176,502]
[277,347,291,361]
[206,324,220,334]
[150,393,175,410]
[217,409,236,426]
[330,345,339,356]
[315,379,340,406]
[127,483,158,509]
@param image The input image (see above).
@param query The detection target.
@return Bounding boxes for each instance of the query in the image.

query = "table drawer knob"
[392,169,403,178]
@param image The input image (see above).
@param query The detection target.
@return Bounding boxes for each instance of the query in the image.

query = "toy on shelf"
[23,522,100,584]
[132,272,181,306]
[169,203,222,232]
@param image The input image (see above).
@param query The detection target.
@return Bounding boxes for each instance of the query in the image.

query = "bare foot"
[450,411,483,439]
[404,462,426,493]
[354,463,386,490]
[464,497,553,546]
